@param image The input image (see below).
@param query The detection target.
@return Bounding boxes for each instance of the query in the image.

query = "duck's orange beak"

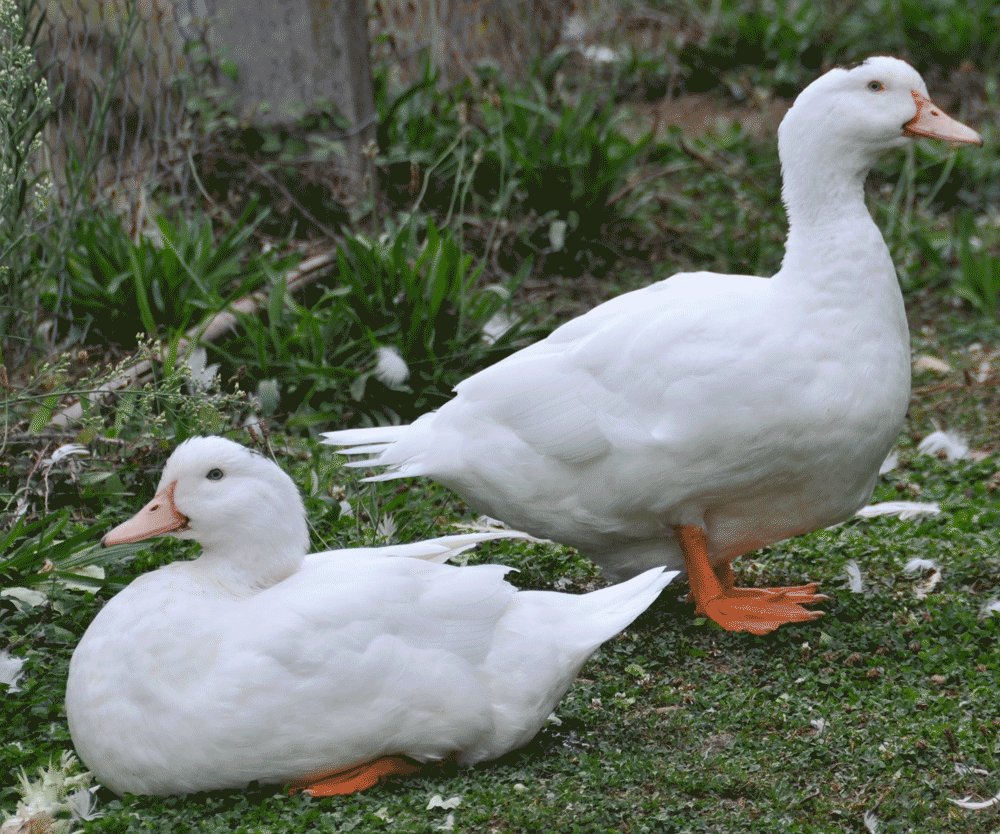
[102,481,188,546]
[903,91,982,145]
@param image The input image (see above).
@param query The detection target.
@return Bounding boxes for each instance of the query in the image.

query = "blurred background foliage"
[1,0,998,576]
[1,3,999,830]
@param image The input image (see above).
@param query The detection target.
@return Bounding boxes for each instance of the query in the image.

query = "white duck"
[65,436,675,798]
[324,57,982,635]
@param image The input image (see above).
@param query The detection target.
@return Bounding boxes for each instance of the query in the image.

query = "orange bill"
[102,481,188,546]
[903,91,982,145]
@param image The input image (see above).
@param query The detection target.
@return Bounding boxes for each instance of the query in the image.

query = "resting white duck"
[324,57,982,635]
[65,436,675,798]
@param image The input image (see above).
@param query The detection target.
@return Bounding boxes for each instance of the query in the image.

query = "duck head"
[776,56,981,242]
[103,436,309,590]
[779,56,980,171]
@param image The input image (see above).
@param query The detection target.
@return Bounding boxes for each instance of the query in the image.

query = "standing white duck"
[65,436,675,798]
[323,57,982,635]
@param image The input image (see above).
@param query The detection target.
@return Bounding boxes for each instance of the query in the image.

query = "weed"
[212,218,543,427]
[41,200,286,347]
[0,0,52,367]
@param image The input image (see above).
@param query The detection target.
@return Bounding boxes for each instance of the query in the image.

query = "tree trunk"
[201,0,376,204]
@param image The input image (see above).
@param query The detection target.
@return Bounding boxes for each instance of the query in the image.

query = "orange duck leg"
[289,755,424,797]
[673,525,826,635]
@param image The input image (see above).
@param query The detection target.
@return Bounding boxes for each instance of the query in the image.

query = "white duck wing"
[80,557,521,794]
[221,559,673,776]
[302,530,541,567]
[339,270,771,476]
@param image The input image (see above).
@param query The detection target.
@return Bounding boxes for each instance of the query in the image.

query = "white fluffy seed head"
[375,346,410,386]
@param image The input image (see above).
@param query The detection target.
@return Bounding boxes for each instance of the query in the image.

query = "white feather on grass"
[428,795,461,832]
[183,346,220,394]
[950,790,1000,811]
[913,354,952,373]
[580,44,621,63]
[878,450,899,474]
[482,312,513,345]
[65,786,102,822]
[903,558,941,573]
[41,444,89,469]
[917,429,970,461]
[845,560,864,594]
[374,346,410,387]
[954,762,990,777]
[902,558,943,600]
[427,795,462,810]
[856,501,940,521]
[374,514,397,542]
[913,570,942,600]
[446,520,550,565]
[0,650,25,693]
[455,517,550,544]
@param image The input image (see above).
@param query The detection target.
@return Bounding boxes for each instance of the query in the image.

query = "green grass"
[4,0,1000,830]
[2,440,999,833]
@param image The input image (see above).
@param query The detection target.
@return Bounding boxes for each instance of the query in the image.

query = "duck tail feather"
[572,566,678,645]
[321,426,409,448]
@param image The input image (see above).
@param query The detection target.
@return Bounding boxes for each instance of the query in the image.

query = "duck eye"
[867,80,884,92]
[206,468,224,481]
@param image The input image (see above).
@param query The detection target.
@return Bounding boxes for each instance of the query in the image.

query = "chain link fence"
[33,0,651,226]
[35,0,209,220]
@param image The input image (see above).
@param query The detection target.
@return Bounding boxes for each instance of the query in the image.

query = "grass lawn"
[2,435,999,833]
[3,1,1000,832]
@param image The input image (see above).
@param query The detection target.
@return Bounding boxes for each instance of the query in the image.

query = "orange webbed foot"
[724,583,828,604]
[289,755,423,797]
[701,592,824,635]
[673,524,826,636]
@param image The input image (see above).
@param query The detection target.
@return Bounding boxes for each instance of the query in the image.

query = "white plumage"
[65,436,675,797]
[324,58,980,631]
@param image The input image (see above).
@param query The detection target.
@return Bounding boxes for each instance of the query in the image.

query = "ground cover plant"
[2,435,998,833]
[3,0,1000,831]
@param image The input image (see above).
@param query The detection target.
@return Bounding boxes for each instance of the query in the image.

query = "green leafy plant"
[954,212,1000,317]
[678,0,829,96]
[639,123,785,279]
[2,339,250,461]
[0,511,139,601]
[377,59,649,276]
[211,218,544,427]
[668,0,1000,103]
[892,0,1000,74]
[477,80,650,268]
[42,200,284,345]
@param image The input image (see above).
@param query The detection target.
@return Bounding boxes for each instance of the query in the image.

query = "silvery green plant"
[0,0,51,362]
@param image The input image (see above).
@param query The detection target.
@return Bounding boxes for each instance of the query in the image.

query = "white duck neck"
[188,513,308,595]
[774,135,898,299]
